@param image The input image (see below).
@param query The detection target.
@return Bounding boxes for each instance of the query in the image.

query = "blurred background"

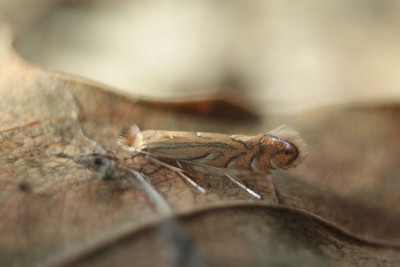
[2,0,400,115]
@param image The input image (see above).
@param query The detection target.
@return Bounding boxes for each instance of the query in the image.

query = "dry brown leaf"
[1,29,400,267]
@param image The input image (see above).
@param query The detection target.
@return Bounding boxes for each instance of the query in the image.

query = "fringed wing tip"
[268,125,308,168]
[117,128,130,146]
[117,124,141,147]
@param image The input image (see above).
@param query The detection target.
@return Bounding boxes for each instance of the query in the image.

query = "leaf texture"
[1,30,400,267]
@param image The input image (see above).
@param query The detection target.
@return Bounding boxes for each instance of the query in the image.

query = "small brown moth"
[118,125,306,199]
[118,125,306,172]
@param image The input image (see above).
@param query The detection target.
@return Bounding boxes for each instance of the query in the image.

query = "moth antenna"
[118,124,141,148]
[268,125,307,168]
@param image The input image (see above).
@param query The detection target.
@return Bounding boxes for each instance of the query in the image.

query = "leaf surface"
[1,29,400,267]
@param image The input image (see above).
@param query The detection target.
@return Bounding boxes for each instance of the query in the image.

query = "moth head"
[117,124,142,154]
[259,126,307,171]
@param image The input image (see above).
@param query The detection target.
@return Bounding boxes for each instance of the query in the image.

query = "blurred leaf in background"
[5,0,400,114]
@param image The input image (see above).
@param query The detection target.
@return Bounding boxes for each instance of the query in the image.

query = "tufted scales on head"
[267,125,307,168]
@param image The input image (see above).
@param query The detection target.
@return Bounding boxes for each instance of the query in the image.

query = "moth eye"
[271,142,299,169]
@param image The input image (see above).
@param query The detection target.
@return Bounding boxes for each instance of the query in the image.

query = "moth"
[118,125,306,199]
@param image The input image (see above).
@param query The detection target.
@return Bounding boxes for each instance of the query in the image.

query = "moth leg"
[265,175,280,203]
[178,159,263,200]
[224,173,262,200]
[147,157,206,194]
[175,167,207,194]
